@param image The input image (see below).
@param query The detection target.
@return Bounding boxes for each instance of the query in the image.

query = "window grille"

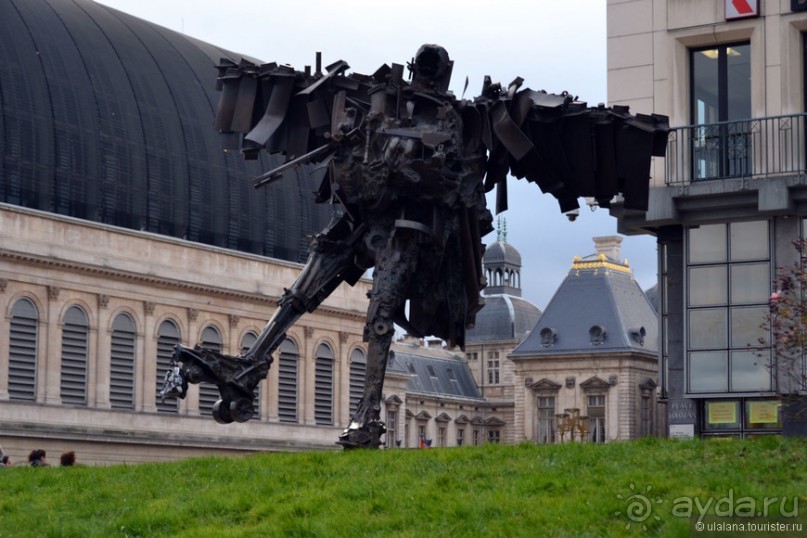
[349,348,366,416]
[9,298,39,401]
[110,313,136,410]
[198,325,222,416]
[314,343,334,425]
[277,338,298,423]
[156,320,180,413]
[61,306,89,405]
[240,331,260,420]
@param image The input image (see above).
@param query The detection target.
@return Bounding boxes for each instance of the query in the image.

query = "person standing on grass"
[28,449,49,467]
[60,451,76,466]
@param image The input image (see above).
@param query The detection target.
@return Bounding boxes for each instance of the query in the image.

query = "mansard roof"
[512,252,658,357]
[386,342,484,400]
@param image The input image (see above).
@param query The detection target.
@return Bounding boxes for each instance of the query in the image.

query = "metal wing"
[473,80,669,214]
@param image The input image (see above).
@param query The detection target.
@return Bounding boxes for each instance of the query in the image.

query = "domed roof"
[0,0,331,263]
[466,294,541,343]
[484,241,522,267]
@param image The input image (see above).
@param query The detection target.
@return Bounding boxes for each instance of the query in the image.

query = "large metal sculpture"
[159,45,668,448]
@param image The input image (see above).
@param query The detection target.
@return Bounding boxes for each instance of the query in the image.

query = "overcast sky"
[94,0,659,311]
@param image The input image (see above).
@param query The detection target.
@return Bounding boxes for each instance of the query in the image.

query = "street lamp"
[555,408,590,442]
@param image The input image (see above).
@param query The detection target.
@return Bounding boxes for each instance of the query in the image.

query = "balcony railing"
[665,113,807,186]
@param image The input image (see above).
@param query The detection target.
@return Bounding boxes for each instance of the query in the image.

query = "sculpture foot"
[337,420,386,450]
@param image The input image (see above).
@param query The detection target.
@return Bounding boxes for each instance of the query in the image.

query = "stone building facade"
[510,237,660,443]
[607,0,807,437]
[0,205,371,464]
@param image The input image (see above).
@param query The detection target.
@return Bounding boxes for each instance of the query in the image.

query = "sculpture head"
[411,44,453,93]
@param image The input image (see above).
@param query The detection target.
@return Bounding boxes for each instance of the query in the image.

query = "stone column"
[140,301,157,413]
[43,285,62,405]
[302,325,314,425]
[0,279,9,398]
[184,307,200,416]
[93,294,112,409]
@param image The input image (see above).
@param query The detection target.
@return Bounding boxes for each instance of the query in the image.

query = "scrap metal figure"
[159,45,668,448]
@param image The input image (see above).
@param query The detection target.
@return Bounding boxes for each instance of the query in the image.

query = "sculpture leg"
[160,218,364,423]
[338,233,419,449]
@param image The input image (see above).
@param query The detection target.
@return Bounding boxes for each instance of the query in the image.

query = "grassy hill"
[0,437,804,537]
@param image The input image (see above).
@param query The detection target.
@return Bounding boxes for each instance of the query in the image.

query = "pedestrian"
[60,451,76,466]
[28,449,49,467]
[1,455,11,468]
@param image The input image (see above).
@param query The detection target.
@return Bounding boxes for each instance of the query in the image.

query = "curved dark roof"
[484,241,522,267]
[0,0,330,262]
[467,294,541,343]
[512,255,658,356]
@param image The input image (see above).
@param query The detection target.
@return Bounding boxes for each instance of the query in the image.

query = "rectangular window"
[386,410,397,448]
[457,428,464,446]
[487,430,500,444]
[686,222,771,394]
[473,429,479,446]
[690,43,751,181]
[487,351,500,385]
[640,394,652,437]
[588,395,606,443]
[438,427,446,447]
[536,396,556,444]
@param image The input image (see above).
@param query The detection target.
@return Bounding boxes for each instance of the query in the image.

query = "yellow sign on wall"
[748,401,780,424]
[707,401,738,424]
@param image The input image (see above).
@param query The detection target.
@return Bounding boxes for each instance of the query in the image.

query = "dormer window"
[540,327,557,347]
[630,326,646,346]
[589,325,606,345]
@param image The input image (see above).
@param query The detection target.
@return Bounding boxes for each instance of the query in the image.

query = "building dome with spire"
[467,219,541,344]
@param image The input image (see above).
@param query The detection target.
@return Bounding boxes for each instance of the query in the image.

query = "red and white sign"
[726,0,760,20]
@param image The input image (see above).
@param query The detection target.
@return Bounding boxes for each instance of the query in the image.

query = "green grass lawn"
[0,436,804,537]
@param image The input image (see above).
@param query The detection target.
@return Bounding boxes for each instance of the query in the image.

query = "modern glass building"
[608,0,807,438]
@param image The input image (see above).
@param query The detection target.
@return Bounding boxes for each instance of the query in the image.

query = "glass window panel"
[726,44,751,121]
[688,225,726,264]
[704,400,741,430]
[688,266,727,306]
[745,400,781,430]
[730,263,769,304]
[692,51,719,125]
[689,308,727,349]
[731,350,771,392]
[730,306,769,348]
[689,351,728,392]
[730,221,768,261]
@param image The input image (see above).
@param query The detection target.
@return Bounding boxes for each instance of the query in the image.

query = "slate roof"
[0,0,331,263]
[512,253,658,356]
[466,294,541,343]
[484,241,522,266]
[386,343,483,400]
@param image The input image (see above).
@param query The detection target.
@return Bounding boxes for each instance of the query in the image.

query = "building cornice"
[0,250,366,321]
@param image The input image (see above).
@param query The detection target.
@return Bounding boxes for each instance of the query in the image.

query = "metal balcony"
[665,114,807,186]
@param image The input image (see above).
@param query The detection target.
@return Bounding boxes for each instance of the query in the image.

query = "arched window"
[110,313,136,410]
[349,348,367,416]
[314,343,334,425]
[155,320,180,413]
[241,331,260,420]
[198,325,222,416]
[277,338,299,423]
[8,298,39,401]
[61,306,89,405]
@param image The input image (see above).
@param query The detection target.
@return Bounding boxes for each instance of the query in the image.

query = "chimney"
[593,236,623,262]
